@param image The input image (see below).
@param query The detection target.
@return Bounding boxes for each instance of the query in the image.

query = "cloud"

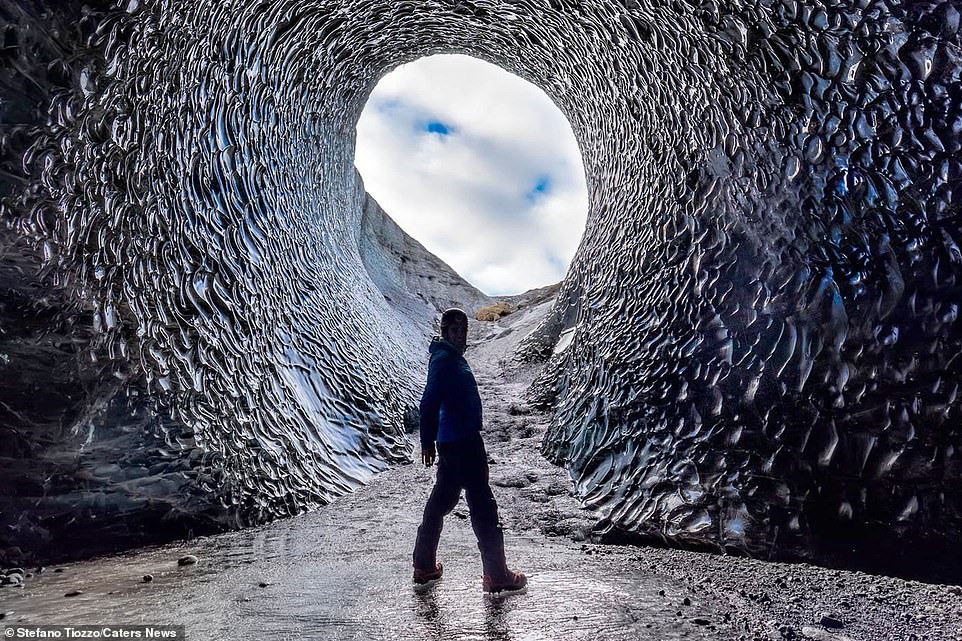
[354,54,588,296]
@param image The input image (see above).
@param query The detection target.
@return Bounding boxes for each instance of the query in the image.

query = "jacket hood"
[429,337,462,357]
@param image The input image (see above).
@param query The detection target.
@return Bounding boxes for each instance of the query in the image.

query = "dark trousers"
[413,433,509,579]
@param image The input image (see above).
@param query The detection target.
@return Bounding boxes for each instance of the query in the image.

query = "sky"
[354,54,588,297]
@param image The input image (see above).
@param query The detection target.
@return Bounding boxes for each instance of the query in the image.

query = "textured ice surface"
[1,0,960,568]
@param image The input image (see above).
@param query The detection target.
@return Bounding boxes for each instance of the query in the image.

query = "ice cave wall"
[1,0,960,570]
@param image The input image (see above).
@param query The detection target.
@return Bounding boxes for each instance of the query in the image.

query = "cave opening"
[354,54,588,297]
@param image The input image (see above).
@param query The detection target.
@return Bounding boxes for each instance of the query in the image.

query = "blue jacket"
[419,338,483,450]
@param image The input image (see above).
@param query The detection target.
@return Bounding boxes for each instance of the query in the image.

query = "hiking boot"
[413,562,443,587]
[482,569,527,595]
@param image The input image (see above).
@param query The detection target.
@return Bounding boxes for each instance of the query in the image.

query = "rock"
[142,574,153,583]
[683,597,691,606]
[494,474,530,488]
[476,302,514,322]
[177,554,198,566]
[258,582,269,588]
[570,528,588,542]
[801,626,854,641]
[543,482,569,497]
[819,614,844,629]
[453,510,467,520]
[53,568,64,573]
[524,491,551,504]
[1,548,23,565]
[6,568,25,577]
[507,404,530,416]
[693,618,710,625]
[6,574,22,586]
[542,517,590,540]
[64,590,83,597]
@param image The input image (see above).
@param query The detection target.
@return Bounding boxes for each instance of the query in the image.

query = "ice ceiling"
[1,0,960,572]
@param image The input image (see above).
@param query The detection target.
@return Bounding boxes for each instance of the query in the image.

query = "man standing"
[412,307,527,594]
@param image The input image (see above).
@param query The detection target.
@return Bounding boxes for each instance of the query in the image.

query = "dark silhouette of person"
[412,307,527,594]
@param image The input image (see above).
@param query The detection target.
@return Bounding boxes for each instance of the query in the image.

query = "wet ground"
[3,298,962,640]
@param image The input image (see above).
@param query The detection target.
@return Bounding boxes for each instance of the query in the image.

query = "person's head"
[440,308,468,354]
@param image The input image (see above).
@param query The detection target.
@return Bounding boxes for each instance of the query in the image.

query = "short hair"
[440,307,468,330]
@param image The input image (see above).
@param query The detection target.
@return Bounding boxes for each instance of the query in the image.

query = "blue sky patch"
[525,175,552,202]
[424,120,453,135]
[372,99,454,138]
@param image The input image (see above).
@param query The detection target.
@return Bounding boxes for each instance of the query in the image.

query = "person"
[412,307,527,594]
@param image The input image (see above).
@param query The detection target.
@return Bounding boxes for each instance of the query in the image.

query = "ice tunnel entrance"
[355,55,588,297]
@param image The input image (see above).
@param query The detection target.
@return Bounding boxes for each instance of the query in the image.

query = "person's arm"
[419,353,447,465]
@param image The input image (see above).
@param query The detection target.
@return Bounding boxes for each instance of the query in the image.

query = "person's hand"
[421,447,437,467]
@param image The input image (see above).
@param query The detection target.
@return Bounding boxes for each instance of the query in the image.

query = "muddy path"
[2,298,961,640]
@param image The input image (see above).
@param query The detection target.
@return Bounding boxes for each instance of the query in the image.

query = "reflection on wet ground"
[0,392,709,641]
[0,495,679,640]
